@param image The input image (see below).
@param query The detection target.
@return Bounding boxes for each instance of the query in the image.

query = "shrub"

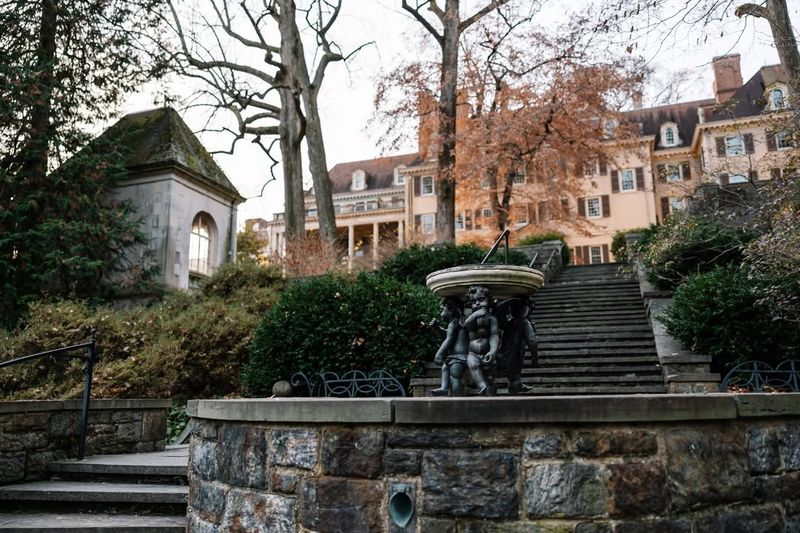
[610,227,651,264]
[660,265,798,367]
[379,243,529,286]
[242,272,440,396]
[516,231,570,265]
[0,263,282,400]
[639,213,753,290]
[201,261,283,298]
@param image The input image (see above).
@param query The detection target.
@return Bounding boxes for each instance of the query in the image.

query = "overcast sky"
[120,0,799,226]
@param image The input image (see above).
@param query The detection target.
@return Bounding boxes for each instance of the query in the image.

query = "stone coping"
[187,393,800,424]
[0,399,171,414]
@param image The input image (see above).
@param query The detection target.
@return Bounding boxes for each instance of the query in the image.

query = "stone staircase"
[413,262,665,396]
[0,447,188,532]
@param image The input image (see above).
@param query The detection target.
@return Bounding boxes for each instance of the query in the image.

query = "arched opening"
[189,212,216,275]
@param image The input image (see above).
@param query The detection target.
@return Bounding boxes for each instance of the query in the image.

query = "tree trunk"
[768,0,800,90]
[277,78,305,239]
[436,0,460,244]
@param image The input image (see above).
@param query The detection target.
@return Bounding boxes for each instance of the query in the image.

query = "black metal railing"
[720,359,800,393]
[482,229,511,265]
[291,370,406,398]
[0,331,97,460]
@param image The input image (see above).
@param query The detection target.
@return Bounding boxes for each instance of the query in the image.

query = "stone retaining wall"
[186,394,800,532]
[0,399,170,483]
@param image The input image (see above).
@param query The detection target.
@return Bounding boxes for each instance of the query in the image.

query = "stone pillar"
[398,219,405,247]
[372,223,380,267]
[348,225,355,271]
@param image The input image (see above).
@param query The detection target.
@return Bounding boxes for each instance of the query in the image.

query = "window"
[583,160,595,177]
[590,246,602,264]
[777,131,791,149]
[512,171,525,185]
[669,197,685,211]
[393,166,406,185]
[455,212,465,231]
[334,204,342,214]
[352,169,366,191]
[586,197,601,218]
[481,180,490,190]
[421,213,435,234]
[729,174,748,184]
[367,200,378,211]
[620,169,635,191]
[604,119,616,137]
[771,88,785,109]
[483,208,493,218]
[307,208,317,217]
[354,201,366,212]
[189,213,214,275]
[421,176,434,195]
[725,136,744,156]
[664,127,675,146]
[515,205,528,225]
[666,165,682,182]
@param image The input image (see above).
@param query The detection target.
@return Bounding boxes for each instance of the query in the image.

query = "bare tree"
[401,0,511,243]
[735,0,799,88]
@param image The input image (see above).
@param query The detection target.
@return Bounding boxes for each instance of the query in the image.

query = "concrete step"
[520,385,665,395]
[538,356,661,366]
[535,324,654,334]
[0,513,184,532]
[538,340,656,350]
[423,364,662,378]
[49,447,188,479]
[533,303,645,313]
[538,347,658,356]
[543,278,638,288]
[539,331,655,343]
[0,481,187,505]
[534,318,650,328]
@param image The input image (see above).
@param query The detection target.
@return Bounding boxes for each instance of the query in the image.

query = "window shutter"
[770,168,781,180]
[558,158,567,173]
[465,211,473,231]
[716,137,726,157]
[560,198,569,215]
[610,170,619,193]
[578,197,586,217]
[635,167,645,190]
[414,176,421,196]
[601,195,610,217]
[748,170,758,181]
[602,244,609,263]
[720,173,729,186]
[681,161,691,180]
[574,159,583,178]
[474,209,482,230]
[414,214,421,231]
[767,133,777,152]
[537,201,547,222]
[582,246,591,265]
[656,164,666,182]
[575,246,584,265]
[598,155,608,175]
[660,197,670,220]
[744,133,755,154]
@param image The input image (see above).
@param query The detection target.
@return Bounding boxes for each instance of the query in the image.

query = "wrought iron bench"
[291,370,406,398]
[720,360,800,392]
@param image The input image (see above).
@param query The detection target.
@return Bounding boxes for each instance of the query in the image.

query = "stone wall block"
[575,522,613,533]
[321,428,384,479]
[191,438,219,482]
[142,410,167,441]
[0,452,25,484]
[133,441,155,453]
[299,477,383,533]
[115,421,143,443]
[526,463,608,519]
[271,468,300,494]
[189,479,229,524]
[387,429,473,449]
[523,432,569,460]
[0,431,48,452]
[608,462,666,516]
[217,425,267,489]
[747,426,781,475]
[269,428,318,470]
[10,413,50,431]
[753,471,800,499]
[664,428,752,511]
[693,505,785,532]
[422,450,519,519]
[187,513,221,533]
[417,517,456,533]
[111,411,143,424]
[463,521,566,533]
[614,519,692,533]
[48,412,79,438]
[384,450,421,476]
[781,423,800,471]
[26,449,67,479]
[221,489,296,533]
[573,430,657,457]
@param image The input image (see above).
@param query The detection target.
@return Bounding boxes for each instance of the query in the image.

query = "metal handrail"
[0,331,96,460]
[482,229,511,264]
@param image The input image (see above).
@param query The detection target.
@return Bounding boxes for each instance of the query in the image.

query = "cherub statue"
[495,296,538,394]
[462,285,500,396]
[430,298,470,396]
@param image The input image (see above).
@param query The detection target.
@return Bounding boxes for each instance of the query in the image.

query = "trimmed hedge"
[243,272,440,396]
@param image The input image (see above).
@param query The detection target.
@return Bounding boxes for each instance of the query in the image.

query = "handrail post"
[504,231,509,264]
[77,329,96,461]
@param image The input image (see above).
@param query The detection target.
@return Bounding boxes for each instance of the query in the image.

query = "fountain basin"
[426,264,545,300]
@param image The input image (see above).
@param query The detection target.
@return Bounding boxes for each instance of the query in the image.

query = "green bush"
[516,231,570,265]
[610,227,652,264]
[639,214,753,290]
[660,265,798,367]
[201,261,283,298]
[243,272,440,396]
[0,262,282,400]
[379,243,530,286]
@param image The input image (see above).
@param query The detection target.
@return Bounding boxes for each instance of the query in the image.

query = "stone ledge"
[735,394,800,417]
[0,399,170,414]
[660,354,712,364]
[665,373,721,383]
[188,398,393,423]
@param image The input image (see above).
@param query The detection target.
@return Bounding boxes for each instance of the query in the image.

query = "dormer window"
[352,169,366,191]
[393,165,406,186]
[770,87,785,110]
[660,122,681,147]
[665,128,675,145]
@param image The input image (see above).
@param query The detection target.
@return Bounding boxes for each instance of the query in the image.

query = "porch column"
[398,219,405,247]
[348,225,355,271]
[372,223,380,267]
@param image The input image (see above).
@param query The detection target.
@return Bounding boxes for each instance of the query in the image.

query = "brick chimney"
[712,54,743,103]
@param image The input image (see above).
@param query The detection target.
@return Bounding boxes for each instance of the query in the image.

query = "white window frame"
[480,179,491,190]
[664,127,675,146]
[393,166,406,186]
[511,171,525,185]
[482,208,493,218]
[354,201,366,212]
[725,135,745,156]
[455,212,465,231]
[307,208,317,217]
[620,169,636,192]
[586,197,601,219]
[421,176,434,196]
[189,213,213,275]
[666,164,682,182]
[514,205,528,225]
[669,197,685,211]
[589,246,602,264]
[352,169,366,191]
[421,213,435,234]
[771,87,785,110]
[583,160,595,177]
[776,131,791,149]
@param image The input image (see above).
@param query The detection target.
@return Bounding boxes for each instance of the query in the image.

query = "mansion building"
[265,54,794,266]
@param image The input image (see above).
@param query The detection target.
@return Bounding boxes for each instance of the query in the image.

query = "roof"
[625,98,715,151]
[705,64,788,122]
[96,108,242,201]
[328,153,422,194]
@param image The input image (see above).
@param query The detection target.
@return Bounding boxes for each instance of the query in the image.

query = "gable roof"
[328,153,422,194]
[97,108,243,201]
[625,99,714,151]
[705,64,788,122]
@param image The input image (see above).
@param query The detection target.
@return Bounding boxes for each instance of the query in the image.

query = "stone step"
[535,324,654,334]
[534,318,650,327]
[0,481,187,505]
[534,288,642,297]
[520,385,665,395]
[538,356,662,366]
[423,364,662,377]
[0,513,185,532]
[532,302,645,312]
[544,278,638,287]
[538,340,656,351]
[538,347,658,356]
[539,331,655,342]
[49,447,188,479]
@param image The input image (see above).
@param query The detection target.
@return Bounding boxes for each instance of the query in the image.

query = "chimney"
[712,54,743,103]
[417,91,438,159]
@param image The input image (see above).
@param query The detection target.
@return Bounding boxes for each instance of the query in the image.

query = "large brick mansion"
[264,54,793,266]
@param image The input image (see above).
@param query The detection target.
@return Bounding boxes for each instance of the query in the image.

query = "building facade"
[265,54,794,265]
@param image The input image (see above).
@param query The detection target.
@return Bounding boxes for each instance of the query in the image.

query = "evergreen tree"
[0,0,166,328]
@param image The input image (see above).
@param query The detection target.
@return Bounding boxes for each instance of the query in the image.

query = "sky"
[119,0,800,227]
